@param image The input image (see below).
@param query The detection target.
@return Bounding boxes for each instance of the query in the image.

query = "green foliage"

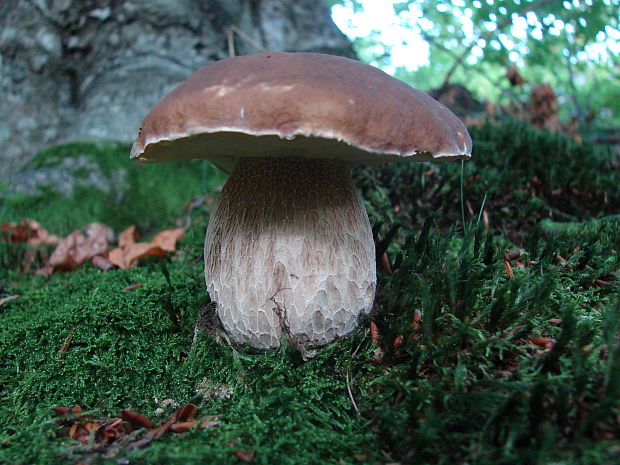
[328,0,620,127]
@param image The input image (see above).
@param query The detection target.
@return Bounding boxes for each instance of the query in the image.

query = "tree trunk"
[0,0,353,180]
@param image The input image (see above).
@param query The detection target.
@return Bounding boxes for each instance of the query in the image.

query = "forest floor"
[0,119,619,464]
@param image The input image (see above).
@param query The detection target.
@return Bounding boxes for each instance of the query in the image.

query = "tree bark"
[0,0,353,179]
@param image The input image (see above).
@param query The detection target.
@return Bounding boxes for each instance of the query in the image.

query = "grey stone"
[10,153,127,202]
[0,0,353,182]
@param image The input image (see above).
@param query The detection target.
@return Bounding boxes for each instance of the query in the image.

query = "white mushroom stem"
[204,156,376,349]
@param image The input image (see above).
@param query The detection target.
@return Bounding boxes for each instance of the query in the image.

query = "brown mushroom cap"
[131,51,472,172]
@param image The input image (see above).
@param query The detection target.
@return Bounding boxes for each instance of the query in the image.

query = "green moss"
[355,118,620,243]
[0,243,376,464]
[0,121,618,464]
[1,141,226,236]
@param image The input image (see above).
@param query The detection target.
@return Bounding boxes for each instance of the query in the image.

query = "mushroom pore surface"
[204,157,376,349]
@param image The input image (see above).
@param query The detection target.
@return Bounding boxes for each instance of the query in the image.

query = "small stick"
[0,295,19,306]
[227,25,267,57]
[58,326,76,359]
[345,369,359,414]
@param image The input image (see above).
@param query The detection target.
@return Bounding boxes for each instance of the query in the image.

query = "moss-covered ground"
[0,120,618,464]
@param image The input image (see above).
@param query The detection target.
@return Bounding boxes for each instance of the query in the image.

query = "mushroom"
[131,51,471,350]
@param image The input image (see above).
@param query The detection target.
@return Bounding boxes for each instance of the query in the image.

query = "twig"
[345,369,359,414]
[58,326,76,359]
[440,0,559,88]
[227,25,267,57]
[0,295,19,307]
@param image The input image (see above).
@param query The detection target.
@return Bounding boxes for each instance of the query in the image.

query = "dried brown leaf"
[151,228,186,252]
[119,408,154,429]
[151,419,175,440]
[235,450,255,462]
[92,255,114,272]
[170,420,196,433]
[109,227,185,269]
[108,247,127,269]
[1,219,60,245]
[198,419,220,429]
[123,284,144,291]
[118,225,139,248]
[37,223,109,275]
[52,404,84,416]
[175,403,197,422]
[123,242,167,267]
[530,336,556,350]
[69,423,91,443]
[530,336,551,346]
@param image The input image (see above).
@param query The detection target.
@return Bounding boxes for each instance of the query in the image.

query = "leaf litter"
[52,403,219,460]
[1,218,60,245]
[2,219,188,276]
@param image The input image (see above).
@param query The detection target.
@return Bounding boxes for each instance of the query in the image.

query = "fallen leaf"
[235,450,255,463]
[118,225,139,248]
[37,223,109,276]
[175,403,197,422]
[119,408,154,429]
[151,419,175,440]
[92,255,114,272]
[412,309,422,341]
[370,319,383,359]
[1,219,60,245]
[123,284,144,291]
[108,247,127,269]
[51,405,83,416]
[198,419,220,429]
[530,336,556,350]
[530,336,551,346]
[109,226,185,269]
[69,421,100,443]
[53,401,218,455]
[170,421,196,433]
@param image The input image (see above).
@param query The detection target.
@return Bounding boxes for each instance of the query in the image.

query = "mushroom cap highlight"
[131,51,472,172]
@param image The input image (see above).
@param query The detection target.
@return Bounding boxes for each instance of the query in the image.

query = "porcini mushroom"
[131,51,471,350]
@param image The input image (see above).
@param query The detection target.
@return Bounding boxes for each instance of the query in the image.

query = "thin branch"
[440,0,561,87]
[227,25,267,57]
[345,369,360,414]
[422,31,521,104]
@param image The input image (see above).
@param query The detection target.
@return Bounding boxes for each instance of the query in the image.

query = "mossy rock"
[2,141,226,236]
